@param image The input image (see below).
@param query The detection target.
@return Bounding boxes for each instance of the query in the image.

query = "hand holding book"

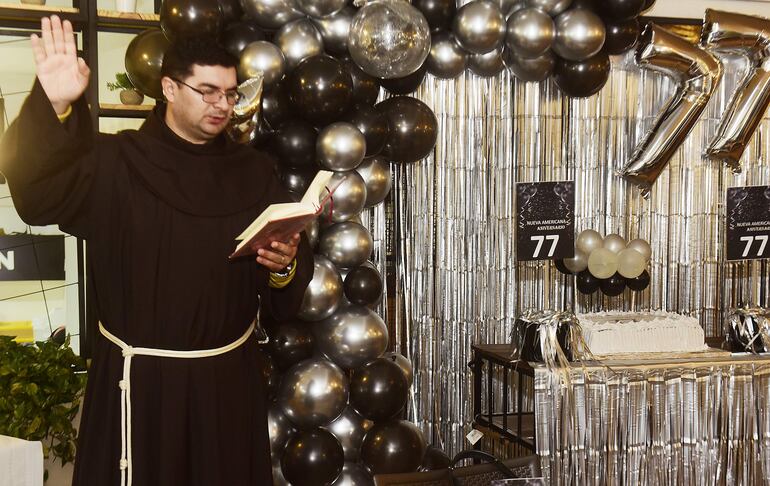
[256,234,300,271]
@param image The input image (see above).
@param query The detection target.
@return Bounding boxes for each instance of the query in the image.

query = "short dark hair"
[160,36,238,81]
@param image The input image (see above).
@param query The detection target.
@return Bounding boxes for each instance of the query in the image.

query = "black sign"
[726,185,770,261]
[516,181,575,261]
[0,235,66,281]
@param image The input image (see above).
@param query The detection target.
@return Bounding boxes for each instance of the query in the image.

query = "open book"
[229,170,336,259]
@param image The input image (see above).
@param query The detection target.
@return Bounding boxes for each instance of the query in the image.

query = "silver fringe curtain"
[363,50,770,455]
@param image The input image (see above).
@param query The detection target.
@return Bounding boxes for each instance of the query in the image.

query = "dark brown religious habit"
[0,80,313,486]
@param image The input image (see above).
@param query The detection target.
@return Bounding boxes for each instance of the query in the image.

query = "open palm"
[31,16,90,113]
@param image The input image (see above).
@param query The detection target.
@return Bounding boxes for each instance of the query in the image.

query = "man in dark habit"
[0,15,313,486]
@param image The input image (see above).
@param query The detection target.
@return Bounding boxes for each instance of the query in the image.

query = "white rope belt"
[98,321,256,486]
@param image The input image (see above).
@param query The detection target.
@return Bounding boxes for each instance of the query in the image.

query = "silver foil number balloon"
[427,31,469,79]
[452,0,506,54]
[323,171,368,222]
[320,221,374,268]
[701,9,770,173]
[356,156,393,207]
[315,305,389,369]
[240,0,303,30]
[298,254,343,321]
[238,41,286,86]
[553,8,605,61]
[227,75,264,144]
[277,358,350,428]
[619,24,722,194]
[317,123,368,172]
[505,7,555,59]
[275,19,325,71]
[295,0,346,19]
[324,406,375,462]
[348,0,431,79]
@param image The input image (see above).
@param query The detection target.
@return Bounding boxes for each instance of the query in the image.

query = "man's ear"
[161,76,176,103]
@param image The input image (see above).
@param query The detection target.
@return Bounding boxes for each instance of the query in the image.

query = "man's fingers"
[77,57,90,77]
[30,35,46,65]
[41,17,55,58]
[63,20,77,57]
[51,15,65,55]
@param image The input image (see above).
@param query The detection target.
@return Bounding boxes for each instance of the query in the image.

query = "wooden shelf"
[99,102,153,118]
[97,10,158,20]
[97,9,158,32]
[0,2,82,24]
[0,2,78,13]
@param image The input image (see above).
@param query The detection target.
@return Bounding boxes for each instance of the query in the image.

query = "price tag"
[726,185,770,261]
[516,181,575,262]
[466,428,484,445]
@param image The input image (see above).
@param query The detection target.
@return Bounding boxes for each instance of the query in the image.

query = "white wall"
[648,0,770,17]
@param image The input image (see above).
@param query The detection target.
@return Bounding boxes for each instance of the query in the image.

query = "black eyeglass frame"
[171,78,240,106]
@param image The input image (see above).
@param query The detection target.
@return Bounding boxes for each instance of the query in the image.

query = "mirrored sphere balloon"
[268,405,296,457]
[160,0,222,41]
[603,233,627,254]
[313,7,356,55]
[332,462,375,486]
[427,31,468,79]
[125,29,170,100]
[350,358,409,421]
[322,171,367,222]
[275,19,325,71]
[320,222,374,268]
[505,7,555,58]
[617,248,647,279]
[497,0,524,16]
[324,406,374,461]
[281,429,345,486]
[278,358,349,428]
[348,0,432,79]
[238,41,286,86]
[273,461,290,486]
[318,123,367,171]
[266,321,315,370]
[383,351,413,386]
[295,0,346,19]
[414,0,457,31]
[587,247,619,279]
[626,238,652,261]
[356,156,392,207]
[468,45,505,76]
[452,0,506,54]
[576,229,603,254]
[299,255,343,321]
[553,8,605,61]
[502,48,554,82]
[343,265,384,306]
[240,0,303,30]
[525,0,572,15]
[221,22,265,57]
[315,305,388,369]
[360,420,427,475]
[563,247,588,274]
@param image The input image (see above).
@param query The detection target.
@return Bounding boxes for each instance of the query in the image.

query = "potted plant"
[107,72,144,105]
[0,335,87,480]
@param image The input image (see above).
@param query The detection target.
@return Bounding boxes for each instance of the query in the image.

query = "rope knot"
[120,459,128,470]
[119,379,129,390]
[122,346,135,357]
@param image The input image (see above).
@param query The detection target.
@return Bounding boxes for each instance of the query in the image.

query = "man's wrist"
[52,101,71,116]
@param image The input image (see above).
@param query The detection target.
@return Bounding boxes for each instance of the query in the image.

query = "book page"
[301,170,335,208]
[236,203,309,241]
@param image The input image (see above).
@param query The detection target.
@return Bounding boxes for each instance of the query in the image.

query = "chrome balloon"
[553,8,606,61]
[324,406,375,461]
[502,48,554,81]
[295,0,346,19]
[323,171,367,223]
[356,156,393,207]
[275,19,325,71]
[268,404,296,457]
[468,45,505,77]
[505,7,555,59]
[277,358,349,429]
[298,255,343,322]
[317,123,368,172]
[331,462,375,486]
[427,31,469,79]
[602,233,627,254]
[312,6,356,55]
[452,0,506,54]
[239,0,303,30]
[383,351,414,386]
[525,0,571,16]
[319,221,374,268]
[238,41,286,87]
[315,305,389,369]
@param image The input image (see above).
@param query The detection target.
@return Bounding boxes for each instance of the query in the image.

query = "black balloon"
[554,259,571,275]
[343,265,383,306]
[350,358,409,421]
[289,55,354,126]
[626,270,650,292]
[361,420,426,475]
[553,51,610,98]
[600,273,626,297]
[160,0,223,41]
[218,0,243,23]
[280,167,319,193]
[221,22,265,57]
[262,81,293,130]
[273,120,318,168]
[125,29,170,100]
[419,445,451,471]
[344,104,390,157]
[641,0,655,12]
[266,321,315,370]
[342,57,381,106]
[576,270,600,294]
[376,96,438,163]
[604,18,640,55]
[281,429,344,486]
[602,0,645,19]
[413,0,456,32]
[258,349,281,399]
[379,64,428,95]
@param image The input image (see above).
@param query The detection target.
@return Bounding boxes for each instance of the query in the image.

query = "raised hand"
[30,15,90,115]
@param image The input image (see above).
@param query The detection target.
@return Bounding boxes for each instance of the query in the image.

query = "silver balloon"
[619,24,722,194]
[562,247,588,274]
[312,6,356,55]
[575,229,603,255]
[497,0,524,16]
[602,233,627,254]
[553,8,605,61]
[324,406,374,461]
[319,221,373,268]
[315,305,388,369]
[275,19,325,71]
[383,351,413,386]
[627,238,652,261]
[469,45,505,76]
[240,0,303,30]
[277,358,349,429]
[268,405,296,457]
[298,255,343,321]
[355,156,392,207]
[524,0,571,15]
[323,171,367,223]
[617,248,647,279]
[295,0,346,19]
[318,123,368,171]
[505,7,554,59]
[331,462,375,486]
[453,0,506,54]
[427,31,469,79]
[238,41,286,87]
[502,47,554,81]
[273,460,291,486]
[348,0,431,79]
[305,217,320,248]
[587,248,619,279]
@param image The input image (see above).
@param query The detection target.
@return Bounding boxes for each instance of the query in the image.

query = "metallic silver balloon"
[505,7,554,59]
[273,460,291,486]
[383,351,413,386]
[319,221,374,268]
[348,0,431,79]
[502,47,554,81]
[619,24,722,194]
[275,19,325,71]
[240,0,303,30]
[587,247,619,279]
[617,248,647,279]
[324,406,375,461]
[331,462,375,486]
[497,0,525,17]
[313,6,356,55]
[575,229,603,255]
[268,405,297,457]
[626,238,652,261]
[355,156,393,207]
[323,171,367,222]
[427,31,469,79]
[315,305,389,369]
[295,0,346,19]
[227,75,265,144]
[524,0,571,16]
[238,41,286,86]
[305,217,320,249]
[317,123,368,172]
[701,9,770,173]
[468,45,505,76]
[562,247,588,274]
[453,0,506,54]
[277,358,349,429]
[602,233,627,254]
[553,8,605,61]
[298,255,343,321]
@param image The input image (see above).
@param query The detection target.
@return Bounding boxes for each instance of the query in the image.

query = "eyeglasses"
[172,78,240,105]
